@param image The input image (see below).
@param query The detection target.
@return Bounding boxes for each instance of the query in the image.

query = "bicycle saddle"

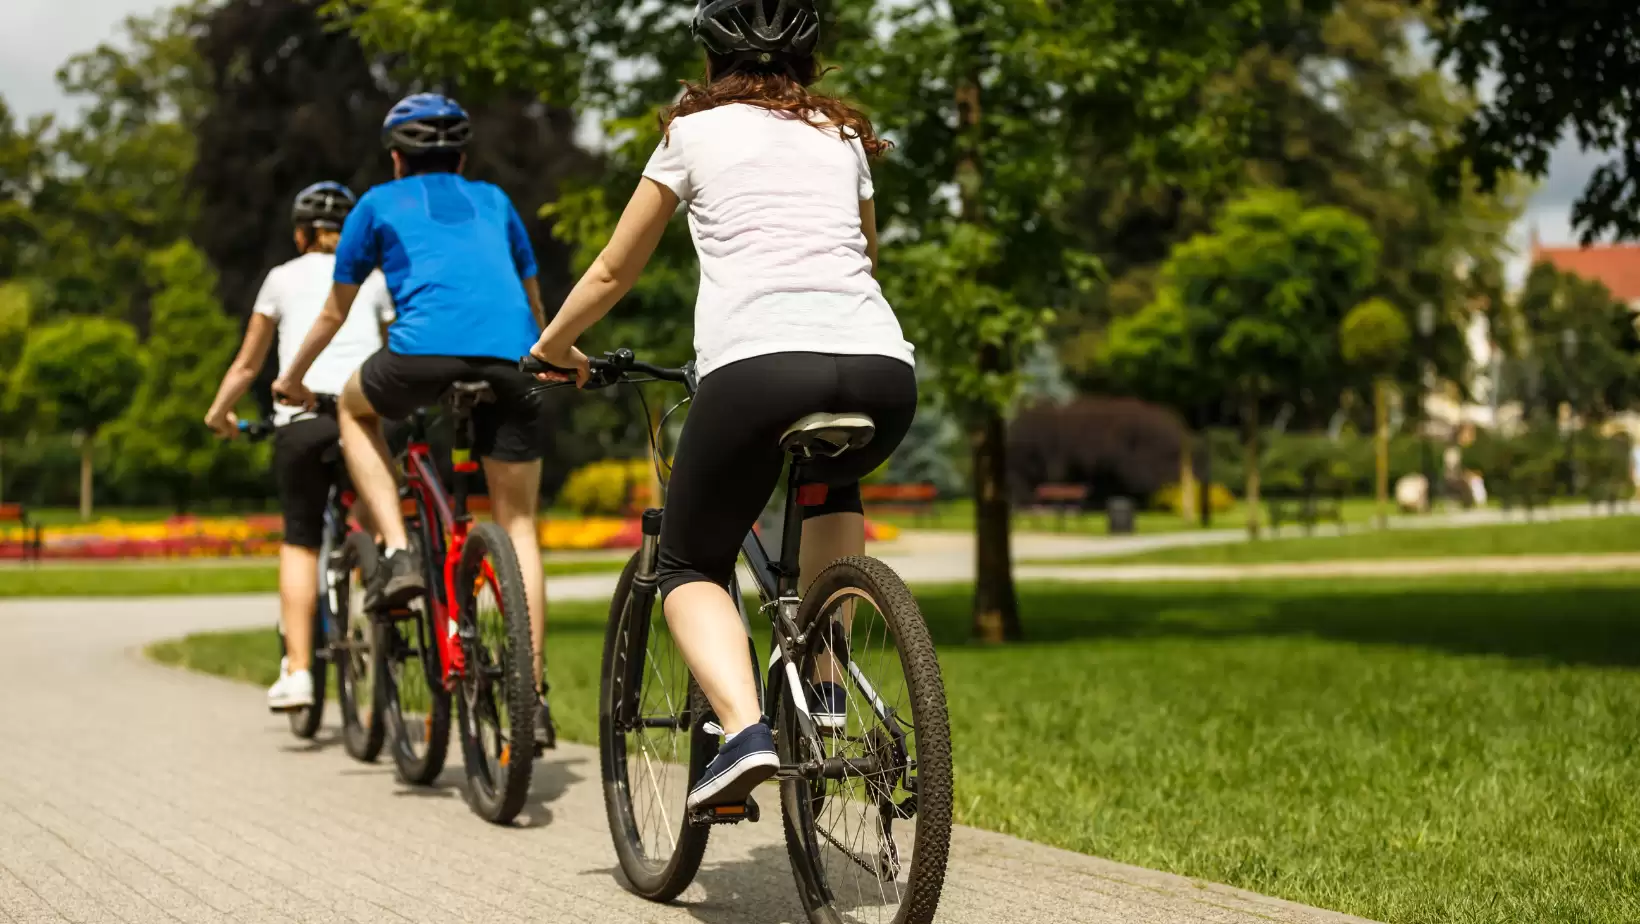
[780,413,876,459]
[445,380,495,406]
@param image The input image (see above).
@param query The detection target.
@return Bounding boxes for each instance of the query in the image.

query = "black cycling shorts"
[656,352,918,598]
[273,413,341,550]
[358,351,550,462]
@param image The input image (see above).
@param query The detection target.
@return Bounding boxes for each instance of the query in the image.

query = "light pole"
[1561,327,1580,497]
[1416,303,1437,511]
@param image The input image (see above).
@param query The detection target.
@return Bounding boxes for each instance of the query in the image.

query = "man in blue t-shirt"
[272,93,557,749]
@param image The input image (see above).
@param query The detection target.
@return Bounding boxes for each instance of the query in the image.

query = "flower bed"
[0,514,901,560]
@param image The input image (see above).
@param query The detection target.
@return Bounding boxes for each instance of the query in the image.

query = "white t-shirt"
[252,252,395,426]
[642,104,914,377]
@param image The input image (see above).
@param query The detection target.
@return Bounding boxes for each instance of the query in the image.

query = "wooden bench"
[0,503,42,563]
[1266,469,1345,537]
[859,483,938,523]
[1031,483,1090,531]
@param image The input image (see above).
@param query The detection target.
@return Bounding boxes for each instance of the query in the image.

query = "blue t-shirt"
[334,174,540,360]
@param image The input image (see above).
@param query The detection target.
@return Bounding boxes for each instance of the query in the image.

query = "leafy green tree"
[1432,1,1640,240]
[106,241,266,511]
[25,4,205,329]
[0,96,49,280]
[1113,189,1380,536]
[0,281,34,501]
[1509,263,1640,425]
[12,317,144,519]
[1341,297,1410,525]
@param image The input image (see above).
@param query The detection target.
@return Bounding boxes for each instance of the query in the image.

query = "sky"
[0,0,1601,260]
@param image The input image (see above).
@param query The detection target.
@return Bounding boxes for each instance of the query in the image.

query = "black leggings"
[656,352,918,598]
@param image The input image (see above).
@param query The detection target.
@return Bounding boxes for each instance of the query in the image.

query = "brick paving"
[0,594,1378,924]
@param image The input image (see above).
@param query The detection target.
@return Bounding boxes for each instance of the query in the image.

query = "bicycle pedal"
[370,605,417,624]
[688,796,760,827]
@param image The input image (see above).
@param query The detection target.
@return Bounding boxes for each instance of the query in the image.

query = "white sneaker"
[268,670,314,712]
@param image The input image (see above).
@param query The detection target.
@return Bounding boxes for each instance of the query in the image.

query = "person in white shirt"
[204,181,395,711]
[528,0,916,808]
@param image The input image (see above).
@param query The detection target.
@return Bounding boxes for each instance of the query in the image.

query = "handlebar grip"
[519,355,578,377]
[237,420,274,441]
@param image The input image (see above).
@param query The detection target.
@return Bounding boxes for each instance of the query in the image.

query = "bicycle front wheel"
[333,532,384,762]
[380,523,451,785]
[454,521,537,825]
[777,556,953,924]
[599,554,712,901]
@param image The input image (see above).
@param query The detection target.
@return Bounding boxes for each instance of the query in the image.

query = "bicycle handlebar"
[237,420,274,441]
[519,348,693,390]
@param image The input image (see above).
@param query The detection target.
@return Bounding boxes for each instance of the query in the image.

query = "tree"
[1340,297,1410,525]
[0,281,34,501]
[1509,263,1640,425]
[1432,1,1640,241]
[106,241,266,511]
[11,318,144,519]
[1113,189,1380,537]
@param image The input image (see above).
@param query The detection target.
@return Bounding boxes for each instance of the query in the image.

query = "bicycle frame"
[399,400,497,689]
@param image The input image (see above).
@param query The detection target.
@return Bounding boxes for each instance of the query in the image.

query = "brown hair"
[661,54,890,157]
[297,226,342,255]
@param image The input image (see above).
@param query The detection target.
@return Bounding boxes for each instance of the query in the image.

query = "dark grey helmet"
[291,181,356,229]
[692,0,820,62]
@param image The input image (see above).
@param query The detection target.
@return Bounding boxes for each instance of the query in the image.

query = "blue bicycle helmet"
[291,181,357,229]
[382,93,473,153]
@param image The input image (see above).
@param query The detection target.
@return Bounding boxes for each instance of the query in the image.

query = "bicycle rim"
[780,556,953,924]
[600,555,711,900]
[337,533,383,762]
[455,522,535,824]
[383,526,450,785]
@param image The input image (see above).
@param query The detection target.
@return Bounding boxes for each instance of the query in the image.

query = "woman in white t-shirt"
[528,0,916,808]
[204,182,395,712]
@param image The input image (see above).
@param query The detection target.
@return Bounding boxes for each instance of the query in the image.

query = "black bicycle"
[522,349,952,924]
[240,417,384,760]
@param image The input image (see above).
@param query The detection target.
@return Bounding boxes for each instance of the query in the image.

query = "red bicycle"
[372,380,538,824]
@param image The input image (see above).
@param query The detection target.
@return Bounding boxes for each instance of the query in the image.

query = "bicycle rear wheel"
[777,556,952,924]
[380,522,451,785]
[599,554,712,901]
[287,586,328,740]
[333,532,384,762]
[454,521,537,824]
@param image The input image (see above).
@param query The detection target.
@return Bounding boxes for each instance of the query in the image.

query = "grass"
[1093,513,1640,566]
[876,496,1400,535]
[0,556,625,598]
[147,573,1640,924]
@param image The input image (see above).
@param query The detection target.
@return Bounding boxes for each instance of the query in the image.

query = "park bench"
[1267,467,1345,536]
[860,483,939,524]
[1030,483,1091,531]
[0,503,43,563]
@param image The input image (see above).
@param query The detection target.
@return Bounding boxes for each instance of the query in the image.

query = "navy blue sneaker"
[811,681,848,731]
[688,722,779,809]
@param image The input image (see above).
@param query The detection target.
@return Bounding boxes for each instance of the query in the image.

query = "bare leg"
[279,543,319,672]
[338,371,408,550]
[664,582,763,735]
[800,511,864,685]
[481,457,546,683]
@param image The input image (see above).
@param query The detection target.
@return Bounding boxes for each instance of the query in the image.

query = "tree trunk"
[971,406,1020,643]
[79,433,94,521]
[1178,429,1198,525]
[1242,400,1261,539]
[1375,377,1390,529]
[1199,414,1213,530]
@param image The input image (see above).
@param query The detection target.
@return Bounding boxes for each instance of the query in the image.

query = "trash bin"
[1106,497,1136,535]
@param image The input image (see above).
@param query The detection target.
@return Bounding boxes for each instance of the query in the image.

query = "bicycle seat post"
[446,387,488,523]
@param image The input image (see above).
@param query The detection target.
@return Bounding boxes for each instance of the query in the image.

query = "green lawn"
[1093,514,1640,566]
[0,556,625,598]
[878,496,1410,535]
[148,574,1640,924]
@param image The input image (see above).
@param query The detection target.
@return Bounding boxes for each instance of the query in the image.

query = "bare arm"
[277,282,361,394]
[522,276,547,330]
[531,178,678,363]
[861,199,880,275]
[204,313,277,435]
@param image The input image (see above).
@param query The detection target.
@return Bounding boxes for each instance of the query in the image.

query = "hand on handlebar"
[526,342,591,389]
[203,409,239,440]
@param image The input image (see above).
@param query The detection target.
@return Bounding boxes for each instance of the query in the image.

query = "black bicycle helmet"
[692,0,820,62]
[291,181,357,230]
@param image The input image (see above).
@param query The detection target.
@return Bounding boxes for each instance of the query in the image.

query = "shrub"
[1153,482,1236,515]
[1007,397,1188,506]
[558,459,657,516]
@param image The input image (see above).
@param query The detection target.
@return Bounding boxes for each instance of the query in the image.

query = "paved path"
[0,595,1377,924]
